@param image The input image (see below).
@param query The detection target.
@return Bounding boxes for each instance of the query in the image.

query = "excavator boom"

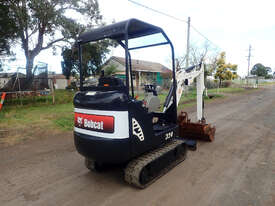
[164,63,216,141]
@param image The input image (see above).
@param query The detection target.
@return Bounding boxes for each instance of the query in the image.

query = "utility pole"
[185,17,191,69]
[247,45,252,84]
[183,17,191,97]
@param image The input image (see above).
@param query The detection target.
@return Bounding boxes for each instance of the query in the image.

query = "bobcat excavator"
[74,19,215,188]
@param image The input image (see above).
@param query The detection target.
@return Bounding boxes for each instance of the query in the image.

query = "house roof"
[109,56,171,74]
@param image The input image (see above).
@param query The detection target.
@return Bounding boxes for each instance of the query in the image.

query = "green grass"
[0,103,74,129]
[4,89,75,106]
[136,89,224,112]
[258,81,275,85]
[207,87,245,93]
[54,115,74,131]
[1,89,75,133]
[137,90,198,104]
[0,102,74,146]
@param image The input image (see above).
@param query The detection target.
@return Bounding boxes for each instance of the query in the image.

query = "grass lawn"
[1,86,249,146]
[207,87,245,93]
[0,103,74,145]
[0,103,73,129]
[4,89,75,106]
[258,81,275,85]
[0,90,75,146]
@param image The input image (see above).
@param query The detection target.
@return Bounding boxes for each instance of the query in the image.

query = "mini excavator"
[73,19,215,188]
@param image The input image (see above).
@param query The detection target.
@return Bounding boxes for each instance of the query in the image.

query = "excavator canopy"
[78,18,163,43]
[77,18,178,123]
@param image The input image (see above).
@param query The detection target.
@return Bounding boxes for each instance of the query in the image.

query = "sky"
[5,0,275,77]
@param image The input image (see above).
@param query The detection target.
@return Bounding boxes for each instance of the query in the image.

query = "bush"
[104,64,118,76]
[221,80,232,88]
[265,74,273,79]
[205,80,219,89]
[66,81,78,90]
[162,78,171,89]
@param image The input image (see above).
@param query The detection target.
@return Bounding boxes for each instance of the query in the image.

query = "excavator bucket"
[177,111,215,142]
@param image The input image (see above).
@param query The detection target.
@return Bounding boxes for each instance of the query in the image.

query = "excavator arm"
[163,63,215,142]
[163,63,205,121]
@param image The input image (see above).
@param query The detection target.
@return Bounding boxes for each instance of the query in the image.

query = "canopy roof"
[78,18,163,43]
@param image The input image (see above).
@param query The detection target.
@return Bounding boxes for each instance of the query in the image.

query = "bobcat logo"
[77,117,83,126]
[132,118,144,141]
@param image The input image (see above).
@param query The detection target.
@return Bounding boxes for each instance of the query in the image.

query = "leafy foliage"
[61,39,116,79]
[214,52,238,86]
[1,0,102,79]
[104,64,118,76]
[0,3,18,55]
[251,63,272,78]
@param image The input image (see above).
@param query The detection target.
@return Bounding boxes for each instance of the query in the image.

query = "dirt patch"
[0,125,67,147]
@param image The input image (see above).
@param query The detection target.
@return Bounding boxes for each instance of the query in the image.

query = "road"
[1,86,274,206]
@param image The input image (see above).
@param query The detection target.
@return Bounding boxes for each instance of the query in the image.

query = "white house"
[48,74,70,89]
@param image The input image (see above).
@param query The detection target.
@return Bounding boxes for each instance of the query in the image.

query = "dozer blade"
[177,111,216,142]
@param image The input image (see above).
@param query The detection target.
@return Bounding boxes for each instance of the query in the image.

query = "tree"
[1,0,102,80]
[61,39,116,79]
[214,52,238,86]
[104,64,118,76]
[176,42,211,69]
[265,67,272,74]
[250,63,271,77]
[189,42,210,65]
[0,3,18,55]
[175,42,219,79]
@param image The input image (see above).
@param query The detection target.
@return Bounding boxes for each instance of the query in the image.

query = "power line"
[128,0,222,51]
[128,0,187,23]
[189,25,221,51]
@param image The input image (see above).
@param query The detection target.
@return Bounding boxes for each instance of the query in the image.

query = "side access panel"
[128,101,155,158]
[128,101,178,159]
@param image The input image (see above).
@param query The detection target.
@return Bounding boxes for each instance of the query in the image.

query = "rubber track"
[124,139,187,188]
